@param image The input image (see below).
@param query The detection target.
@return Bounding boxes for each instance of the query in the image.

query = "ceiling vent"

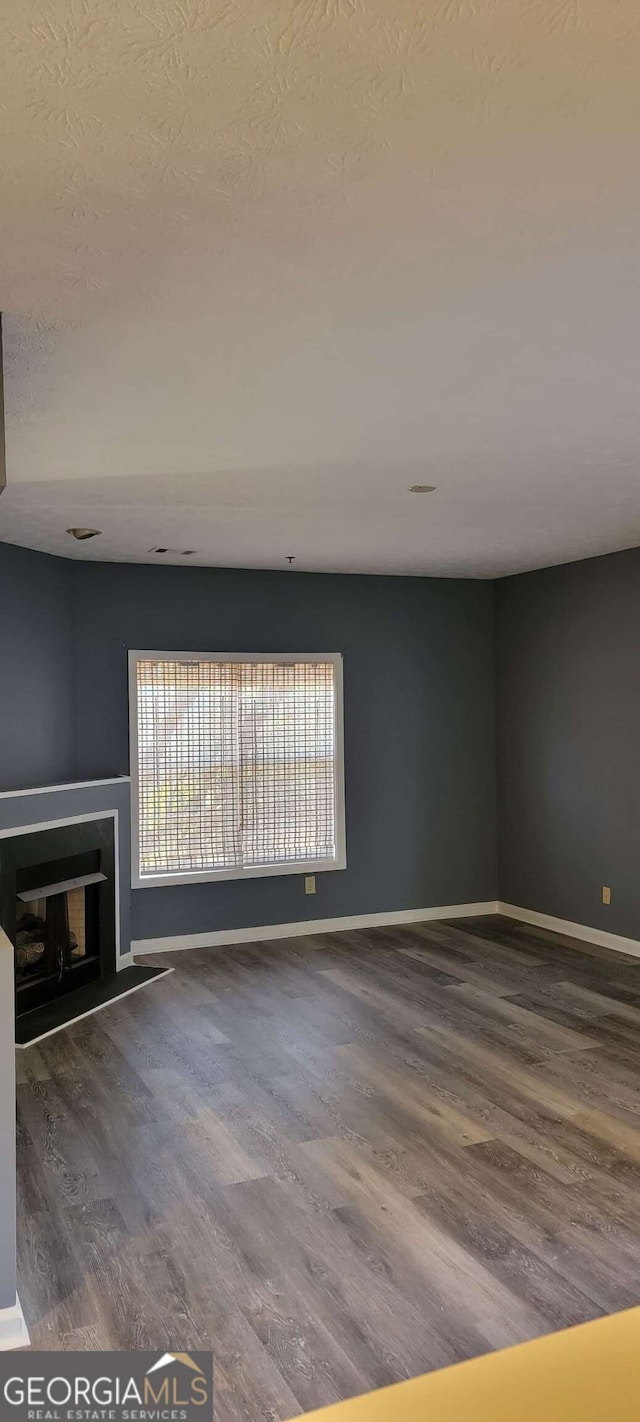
[148,547,197,556]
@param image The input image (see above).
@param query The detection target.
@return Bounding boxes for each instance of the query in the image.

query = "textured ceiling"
[1,0,640,576]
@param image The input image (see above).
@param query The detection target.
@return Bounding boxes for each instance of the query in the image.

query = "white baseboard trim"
[132,901,499,955]
[0,1296,30,1351]
[499,902,640,960]
[117,950,135,970]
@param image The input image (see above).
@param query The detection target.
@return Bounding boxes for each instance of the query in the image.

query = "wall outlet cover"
[304,875,316,895]
[602,886,612,906]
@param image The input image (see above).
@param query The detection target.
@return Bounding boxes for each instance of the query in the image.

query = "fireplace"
[0,816,118,1034]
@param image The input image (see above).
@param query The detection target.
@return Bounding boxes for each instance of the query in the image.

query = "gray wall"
[70,562,498,941]
[0,542,74,791]
[6,533,640,946]
[496,547,640,939]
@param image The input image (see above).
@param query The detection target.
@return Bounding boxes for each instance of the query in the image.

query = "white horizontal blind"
[135,657,338,879]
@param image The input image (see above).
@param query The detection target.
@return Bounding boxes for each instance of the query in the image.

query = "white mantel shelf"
[0,777,130,800]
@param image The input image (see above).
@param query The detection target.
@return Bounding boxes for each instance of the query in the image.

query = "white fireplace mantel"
[0,776,130,800]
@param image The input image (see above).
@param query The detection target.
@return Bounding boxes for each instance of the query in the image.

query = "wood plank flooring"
[16,914,640,1418]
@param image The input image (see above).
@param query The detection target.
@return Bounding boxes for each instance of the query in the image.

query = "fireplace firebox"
[15,852,105,1013]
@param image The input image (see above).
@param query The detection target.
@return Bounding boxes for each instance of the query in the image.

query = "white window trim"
[128,650,347,890]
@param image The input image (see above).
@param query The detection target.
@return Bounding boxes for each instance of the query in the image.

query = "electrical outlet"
[602,885,611,906]
[304,875,316,895]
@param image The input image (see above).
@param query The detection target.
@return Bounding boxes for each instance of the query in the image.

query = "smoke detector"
[67,527,101,540]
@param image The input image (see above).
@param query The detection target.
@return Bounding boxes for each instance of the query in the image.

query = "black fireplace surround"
[1,816,117,1035]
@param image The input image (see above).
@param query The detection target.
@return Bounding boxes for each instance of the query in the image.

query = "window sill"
[132,854,347,890]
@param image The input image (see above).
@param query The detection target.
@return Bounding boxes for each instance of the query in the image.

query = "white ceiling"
[2,0,640,578]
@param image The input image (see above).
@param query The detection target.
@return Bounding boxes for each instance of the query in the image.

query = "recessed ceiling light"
[67,527,101,540]
[408,485,436,494]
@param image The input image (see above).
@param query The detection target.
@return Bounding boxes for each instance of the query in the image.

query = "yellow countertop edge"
[289,1307,640,1422]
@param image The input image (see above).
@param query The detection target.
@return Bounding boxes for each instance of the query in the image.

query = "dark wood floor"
[16,915,640,1418]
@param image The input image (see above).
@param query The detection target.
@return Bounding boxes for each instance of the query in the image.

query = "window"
[129,652,346,887]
